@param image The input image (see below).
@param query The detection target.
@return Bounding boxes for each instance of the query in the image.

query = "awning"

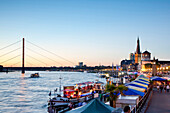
[161,77,170,81]
[131,82,148,88]
[126,83,147,90]
[133,80,149,85]
[123,88,145,97]
[151,76,166,81]
[64,89,75,92]
[137,77,149,81]
[138,79,149,83]
[150,76,158,80]
[137,75,149,79]
[126,85,146,92]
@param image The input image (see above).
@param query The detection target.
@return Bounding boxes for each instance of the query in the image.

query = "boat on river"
[48,81,105,112]
[98,72,109,78]
[30,73,39,78]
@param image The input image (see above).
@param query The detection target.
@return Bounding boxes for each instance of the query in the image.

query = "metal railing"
[131,85,153,113]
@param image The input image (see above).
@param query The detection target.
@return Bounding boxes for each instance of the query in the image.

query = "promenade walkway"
[146,90,170,113]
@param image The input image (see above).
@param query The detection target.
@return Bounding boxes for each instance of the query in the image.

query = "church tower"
[135,37,141,64]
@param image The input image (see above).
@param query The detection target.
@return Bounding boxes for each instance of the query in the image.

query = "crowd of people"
[156,84,169,93]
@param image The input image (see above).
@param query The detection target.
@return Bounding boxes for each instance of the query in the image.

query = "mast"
[59,75,62,95]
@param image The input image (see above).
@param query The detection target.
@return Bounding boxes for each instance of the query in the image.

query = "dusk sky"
[0,0,170,67]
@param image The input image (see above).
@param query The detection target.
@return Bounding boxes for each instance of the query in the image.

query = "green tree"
[105,84,128,108]
[117,85,128,96]
[105,84,118,108]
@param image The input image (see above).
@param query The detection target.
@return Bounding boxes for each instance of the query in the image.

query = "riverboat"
[98,72,109,78]
[48,81,105,112]
[30,73,39,78]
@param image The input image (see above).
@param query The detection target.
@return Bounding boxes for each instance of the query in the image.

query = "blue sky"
[0,0,170,66]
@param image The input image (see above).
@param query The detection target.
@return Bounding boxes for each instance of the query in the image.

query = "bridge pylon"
[22,38,25,74]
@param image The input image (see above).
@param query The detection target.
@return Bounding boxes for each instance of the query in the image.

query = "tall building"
[121,37,170,72]
[152,57,157,76]
[142,50,151,61]
[78,62,83,67]
[129,53,135,61]
[135,38,141,64]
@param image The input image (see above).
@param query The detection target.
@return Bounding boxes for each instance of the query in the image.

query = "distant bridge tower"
[22,38,25,74]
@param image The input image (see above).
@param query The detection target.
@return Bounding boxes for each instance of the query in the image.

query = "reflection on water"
[0,71,105,113]
[18,74,27,111]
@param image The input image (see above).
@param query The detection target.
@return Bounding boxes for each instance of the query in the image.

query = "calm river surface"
[0,71,106,113]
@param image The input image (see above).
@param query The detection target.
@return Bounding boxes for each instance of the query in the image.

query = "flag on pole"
[116,65,119,71]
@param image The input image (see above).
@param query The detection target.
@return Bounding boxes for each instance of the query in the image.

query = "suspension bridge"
[0,38,75,73]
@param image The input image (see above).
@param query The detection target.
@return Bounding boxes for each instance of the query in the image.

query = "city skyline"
[0,0,170,67]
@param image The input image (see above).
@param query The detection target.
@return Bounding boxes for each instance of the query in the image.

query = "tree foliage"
[105,84,128,108]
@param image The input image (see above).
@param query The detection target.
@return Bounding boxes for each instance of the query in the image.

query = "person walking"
[164,85,167,93]
[160,85,163,93]
[167,85,169,92]
[157,85,160,92]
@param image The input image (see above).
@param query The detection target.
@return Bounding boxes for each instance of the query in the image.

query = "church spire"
[136,37,141,54]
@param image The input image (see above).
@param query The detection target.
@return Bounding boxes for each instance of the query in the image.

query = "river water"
[0,71,106,113]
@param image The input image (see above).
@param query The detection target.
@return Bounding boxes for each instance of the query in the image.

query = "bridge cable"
[26,61,34,67]
[26,47,63,66]
[0,55,21,64]
[26,40,75,65]
[0,40,21,51]
[26,54,47,66]
[0,47,21,58]
[10,61,21,67]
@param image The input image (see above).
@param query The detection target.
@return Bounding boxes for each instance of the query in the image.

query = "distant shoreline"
[0,66,114,73]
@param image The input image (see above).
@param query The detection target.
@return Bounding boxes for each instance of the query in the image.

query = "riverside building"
[121,38,170,74]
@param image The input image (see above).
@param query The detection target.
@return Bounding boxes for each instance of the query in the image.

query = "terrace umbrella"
[138,75,145,77]
[151,77,166,81]
[112,108,123,113]
[66,98,115,113]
